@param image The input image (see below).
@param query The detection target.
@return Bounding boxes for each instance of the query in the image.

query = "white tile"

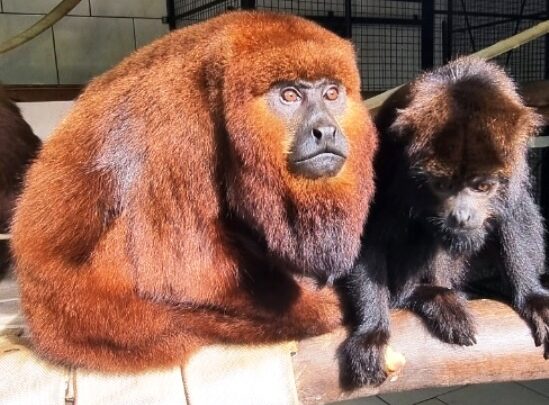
[0,14,57,84]
[75,367,187,405]
[91,0,166,18]
[17,101,74,140]
[332,395,389,405]
[134,18,169,49]
[438,382,549,405]
[518,379,549,398]
[53,16,135,84]
[3,0,90,16]
[379,387,462,405]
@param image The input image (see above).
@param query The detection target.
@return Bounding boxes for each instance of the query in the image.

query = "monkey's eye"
[281,88,301,103]
[471,181,493,193]
[324,86,339,101]
[431,179,452,193]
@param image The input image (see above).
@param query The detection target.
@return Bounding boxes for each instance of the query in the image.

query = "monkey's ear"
[389,108,412,138]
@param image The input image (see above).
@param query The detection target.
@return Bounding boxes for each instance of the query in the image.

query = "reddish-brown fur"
[0,86,41,273]
[379,57,540,178]
[11,12,377,371]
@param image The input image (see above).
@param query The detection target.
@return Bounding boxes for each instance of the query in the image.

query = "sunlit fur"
[11,12,377,372]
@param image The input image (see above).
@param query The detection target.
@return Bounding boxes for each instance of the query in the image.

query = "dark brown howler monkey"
[11,12,377,372]
[0,86,41,274]
[340,57,546,387]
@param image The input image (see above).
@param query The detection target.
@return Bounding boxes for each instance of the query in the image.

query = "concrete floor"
[337,380,549,405]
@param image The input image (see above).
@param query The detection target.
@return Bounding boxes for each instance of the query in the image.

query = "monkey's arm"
[339,245,391,387]
[401,251,477,346]
[499,193,549,357]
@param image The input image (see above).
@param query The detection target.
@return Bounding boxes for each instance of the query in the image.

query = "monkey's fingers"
[339,334,389,388]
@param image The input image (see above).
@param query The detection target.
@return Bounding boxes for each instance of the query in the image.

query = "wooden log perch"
[3,272,549,405]
[294,299,549,405]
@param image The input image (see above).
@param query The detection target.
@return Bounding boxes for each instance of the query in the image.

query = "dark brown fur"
[12,12,377,372]
[0,86,41,273]
[341,57,546,388]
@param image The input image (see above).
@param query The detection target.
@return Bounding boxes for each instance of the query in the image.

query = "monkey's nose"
[312,126,337,142]
[448,209,472,229]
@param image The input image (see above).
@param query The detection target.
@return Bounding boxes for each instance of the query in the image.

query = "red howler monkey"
[11,12,377,372]
[0,86,41,274]
[341,57,546,387]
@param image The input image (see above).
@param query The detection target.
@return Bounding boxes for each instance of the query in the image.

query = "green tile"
[518,379,549,398]
[379,387,462,405]
[3,0,90,15]
[438,382,549,405]
[331,395,389,405]
[0,15,57,84]
[134,18,168,49]
[91,0,166,18]
[53,16,134,84]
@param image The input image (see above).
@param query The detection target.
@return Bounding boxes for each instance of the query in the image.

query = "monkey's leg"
[404,285,477,346]
[339,248,390,388]
[499,194,549,358]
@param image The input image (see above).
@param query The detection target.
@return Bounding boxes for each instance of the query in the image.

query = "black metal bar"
[543,1,549,258]
[165,0,176,30]
[433,10,546,20]
[451,13,546,34]
[546,0,549,80]
[175,0,227,19]
[505,0,527,67]
[421,0,434,69]
[344,0,352,38]
[308,16,422,26]
[460,0,477,52]
[241,0,255,10]
[444,0,453,62]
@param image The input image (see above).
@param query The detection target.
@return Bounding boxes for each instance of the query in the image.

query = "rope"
[0,0,82,54]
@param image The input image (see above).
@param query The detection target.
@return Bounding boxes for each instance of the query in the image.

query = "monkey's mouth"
[435,224,488,255]
[291,151,347,179]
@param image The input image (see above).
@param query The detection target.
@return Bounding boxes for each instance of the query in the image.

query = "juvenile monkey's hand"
[520,294,549,359]
[415,289,477,346]
[339,331,390,388]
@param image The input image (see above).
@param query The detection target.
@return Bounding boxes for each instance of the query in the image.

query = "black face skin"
[266,79,349,179]
[417,174,501,255]
[339,73,547,388]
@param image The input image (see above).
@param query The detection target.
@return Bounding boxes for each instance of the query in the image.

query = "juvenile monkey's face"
[265,79,349,179]
[421,174,501,252]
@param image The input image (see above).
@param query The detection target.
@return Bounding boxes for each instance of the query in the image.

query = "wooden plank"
[5,85,83,102]
[0,336,68,405]
[293,299,549,405]
[183,343,299,405]
[74,367,188,405]
[0,270,25,336]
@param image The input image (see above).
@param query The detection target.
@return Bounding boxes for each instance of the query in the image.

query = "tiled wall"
[0,0,169,85]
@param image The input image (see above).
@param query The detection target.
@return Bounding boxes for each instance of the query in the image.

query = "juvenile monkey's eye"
[324,86,339,101]
[431,179,452,192]
[281,88,301,103]
[472,181,492,193]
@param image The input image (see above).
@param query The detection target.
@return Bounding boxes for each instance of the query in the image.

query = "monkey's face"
[265,79,349,179]
[421,173,501,252]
